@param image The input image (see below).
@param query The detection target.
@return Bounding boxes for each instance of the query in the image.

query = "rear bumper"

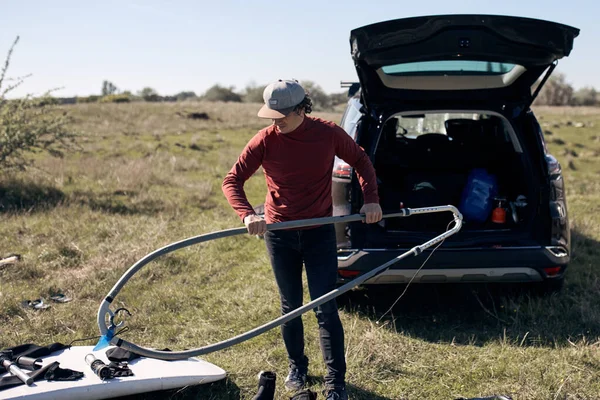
[337,246,569,285]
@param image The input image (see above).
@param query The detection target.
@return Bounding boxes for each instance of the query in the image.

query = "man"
[222,79,382,400]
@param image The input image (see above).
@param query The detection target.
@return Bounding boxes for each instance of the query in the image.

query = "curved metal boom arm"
[97,205,462,360]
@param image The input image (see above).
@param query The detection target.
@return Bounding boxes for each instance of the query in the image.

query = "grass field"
[1,102,600,399]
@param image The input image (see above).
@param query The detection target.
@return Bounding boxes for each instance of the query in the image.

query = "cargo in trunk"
[373,112,533,233]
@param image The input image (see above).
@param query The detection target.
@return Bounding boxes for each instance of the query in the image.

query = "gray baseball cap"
[257,80,306,119]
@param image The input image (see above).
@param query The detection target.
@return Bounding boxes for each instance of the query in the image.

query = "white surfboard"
[0,345,227,400]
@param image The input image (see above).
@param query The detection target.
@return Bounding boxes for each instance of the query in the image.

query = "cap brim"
[257,104,294,119]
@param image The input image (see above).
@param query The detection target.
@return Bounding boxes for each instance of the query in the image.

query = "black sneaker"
[284,368,307,392]
[325,386,348,400]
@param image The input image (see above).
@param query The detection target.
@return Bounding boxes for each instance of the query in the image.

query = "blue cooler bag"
[459,168,498,223]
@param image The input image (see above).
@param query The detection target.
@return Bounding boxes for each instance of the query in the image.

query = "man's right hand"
[244,214,267,236]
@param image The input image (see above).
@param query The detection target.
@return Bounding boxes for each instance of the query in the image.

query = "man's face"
[272,109,305,134]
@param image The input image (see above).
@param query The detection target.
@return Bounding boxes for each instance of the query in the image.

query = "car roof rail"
[340,81,360,97]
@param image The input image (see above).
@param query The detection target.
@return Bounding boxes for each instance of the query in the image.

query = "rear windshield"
[389,113,487,138]
[381,61,518,76]
[379,112,519,152]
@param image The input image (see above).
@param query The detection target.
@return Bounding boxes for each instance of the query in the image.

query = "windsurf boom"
[97,206,463,360]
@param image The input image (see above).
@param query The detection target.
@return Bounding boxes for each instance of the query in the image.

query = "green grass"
[1,102,600,399]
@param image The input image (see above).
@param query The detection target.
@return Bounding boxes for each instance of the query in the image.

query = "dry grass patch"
[2,105,600,399]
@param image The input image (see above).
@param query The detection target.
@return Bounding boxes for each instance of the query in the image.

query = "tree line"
[71,80,349,111]
[533,73,598,106]
[77,71,599,108]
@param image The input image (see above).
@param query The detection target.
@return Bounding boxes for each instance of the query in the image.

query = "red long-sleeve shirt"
[222,116,379,224]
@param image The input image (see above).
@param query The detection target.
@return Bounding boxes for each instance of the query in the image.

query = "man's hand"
[244,214,267,236]
[360,203,383,224]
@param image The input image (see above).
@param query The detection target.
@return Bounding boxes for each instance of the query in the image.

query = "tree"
[138,87,160,102]
[242,82,265,103]
[572,86,598,106]
[534,73,574,106]
[329,91,348,107]
[0,37,76,170]
[300,80,332,110]
[202,85,242,102]
[175,91,197,101]
[101,80,118,96]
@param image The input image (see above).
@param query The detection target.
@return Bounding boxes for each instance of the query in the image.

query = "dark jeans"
[264,224,346,388]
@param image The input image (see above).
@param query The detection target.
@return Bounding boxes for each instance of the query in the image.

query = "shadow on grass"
[346,384,394,400]
[0,179,216,216]
[115,378,392,400]
[118,378,240,400]
[71,190,166,215]
[0,181,165,215]
[307,375,393,400]
[337,228,600,348]
[0,179,65,212]
[73,191,216,215]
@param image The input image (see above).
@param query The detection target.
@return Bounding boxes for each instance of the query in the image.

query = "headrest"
[382,119,399,143]
[415,133,450,150]
[445,119,482,143]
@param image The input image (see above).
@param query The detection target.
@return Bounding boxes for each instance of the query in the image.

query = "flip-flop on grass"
[50,293,72,303]
[21,299,50,310]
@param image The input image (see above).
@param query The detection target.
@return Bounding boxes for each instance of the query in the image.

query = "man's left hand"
[360,203,383,224]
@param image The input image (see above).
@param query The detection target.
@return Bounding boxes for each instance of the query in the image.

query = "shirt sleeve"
[333,125,379,204]
[222,132,265,221]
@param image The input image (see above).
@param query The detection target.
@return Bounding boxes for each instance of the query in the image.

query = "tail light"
[543,266,561,276]
[338,270,360,278]
[333,157,353,179]
[545,154,562,176]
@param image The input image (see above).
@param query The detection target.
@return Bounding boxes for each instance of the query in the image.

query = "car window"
[392,113,480,138]
[381,60,518,76]
[381,112,519,153]
[340,98,362,140]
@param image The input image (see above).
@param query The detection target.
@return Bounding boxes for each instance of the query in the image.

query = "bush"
[300,80,332,110]
[32,97,60,106]
[243,81,348,109]
[572,86,598,106]
[242,84,265,103]
[202,84,242,102]
[0,37,76,170]
[329,91,348,107]
[175,91,197,101]
[99,94,131,103]
[76,95,100,103]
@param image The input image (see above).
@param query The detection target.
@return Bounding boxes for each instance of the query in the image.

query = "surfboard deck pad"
[1,345,227,400]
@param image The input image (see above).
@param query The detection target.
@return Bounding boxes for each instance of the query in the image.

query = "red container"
[491,197,507,224]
